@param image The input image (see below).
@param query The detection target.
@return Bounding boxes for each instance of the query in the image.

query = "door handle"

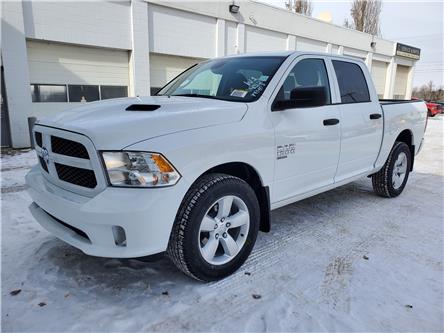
[370,113,382,120]
[323,118,340,126]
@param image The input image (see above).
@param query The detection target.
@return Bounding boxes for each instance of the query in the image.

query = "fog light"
[112,226,126,247]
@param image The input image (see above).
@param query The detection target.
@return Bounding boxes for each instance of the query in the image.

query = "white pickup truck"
[26,52,427,281]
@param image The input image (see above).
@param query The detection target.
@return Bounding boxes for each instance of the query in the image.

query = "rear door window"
[332,60,370,103]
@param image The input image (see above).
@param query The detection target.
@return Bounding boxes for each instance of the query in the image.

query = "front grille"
[38,156,48,172]
[34,132,42,147]
[55,163,97,189]
[35,126,103,194]
[51,136,89,159]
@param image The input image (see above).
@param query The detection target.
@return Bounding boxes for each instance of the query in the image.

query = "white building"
[1,0,420,148]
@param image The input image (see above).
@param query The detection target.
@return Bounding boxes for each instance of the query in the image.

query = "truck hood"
[38,96,248,149]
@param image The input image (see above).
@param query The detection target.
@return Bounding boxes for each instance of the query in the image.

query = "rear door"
[330,59,383,182]
[270,56,341,203]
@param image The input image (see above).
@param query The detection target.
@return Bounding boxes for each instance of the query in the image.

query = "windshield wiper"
[172,93,221,100]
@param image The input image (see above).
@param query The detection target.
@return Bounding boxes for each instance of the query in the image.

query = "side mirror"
[272,86,328,111]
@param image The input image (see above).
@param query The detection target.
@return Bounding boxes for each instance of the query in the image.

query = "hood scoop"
[126,104,161,111]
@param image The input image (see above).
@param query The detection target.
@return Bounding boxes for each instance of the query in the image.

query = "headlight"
[102,152,180,187]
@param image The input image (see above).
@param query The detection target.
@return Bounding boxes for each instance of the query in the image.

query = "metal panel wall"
[23,1,132,50]
[296,37,327,52]
[245,26,287,52]
[148,4,216,59]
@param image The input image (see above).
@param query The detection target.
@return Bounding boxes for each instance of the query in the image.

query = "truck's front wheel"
[168,174,260,281]
[372,141,412,198]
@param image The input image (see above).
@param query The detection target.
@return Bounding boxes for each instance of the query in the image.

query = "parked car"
[425,101,442,117]
[431,101,444,113]
[26,52,427,281]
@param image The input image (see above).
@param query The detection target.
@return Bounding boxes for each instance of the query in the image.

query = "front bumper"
[26,166,190,258]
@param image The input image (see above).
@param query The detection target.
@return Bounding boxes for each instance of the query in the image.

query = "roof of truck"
[220,50,365,63]
[224,51,295,57]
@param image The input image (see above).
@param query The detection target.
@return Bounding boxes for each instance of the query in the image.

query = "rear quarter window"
[332,60,371,103]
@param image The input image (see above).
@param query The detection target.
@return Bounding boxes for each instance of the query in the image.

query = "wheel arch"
[395,129,415,171]
[200,162,271,233]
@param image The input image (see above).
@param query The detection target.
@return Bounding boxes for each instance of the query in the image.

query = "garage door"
[371,60,388,98]
[27,40,130,117]
[27,40,129,85]
[149,53,203,95]
[394,65,410,100]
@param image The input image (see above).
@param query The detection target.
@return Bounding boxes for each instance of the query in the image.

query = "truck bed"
[379,99,425,105]
[374,99,427,170]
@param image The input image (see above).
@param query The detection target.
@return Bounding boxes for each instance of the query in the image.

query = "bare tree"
[286,0,313,16]
[344,0,382,35]
[412,81,444,101]
[426,81,434,100]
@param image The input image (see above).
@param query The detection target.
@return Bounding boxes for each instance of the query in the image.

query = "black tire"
[372,142,412,198]
[167,173,260,281]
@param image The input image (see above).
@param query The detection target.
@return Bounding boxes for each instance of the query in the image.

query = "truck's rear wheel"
[372,141,412,198]
[168,174,260,281]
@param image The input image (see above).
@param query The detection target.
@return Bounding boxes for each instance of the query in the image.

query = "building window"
[68,85,100,102]
[332,60,370,104]
[100,86,128,100]
[30,84,68,102]
[31,84,130,103]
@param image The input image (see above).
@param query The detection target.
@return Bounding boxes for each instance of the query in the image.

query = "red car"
[426,102,442,117]
[432,101,444,114]
[413,97,442,117]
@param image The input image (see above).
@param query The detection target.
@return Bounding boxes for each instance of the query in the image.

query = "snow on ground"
[1,117,443,332]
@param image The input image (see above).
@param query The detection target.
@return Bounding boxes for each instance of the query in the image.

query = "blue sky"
[260,0,443,88]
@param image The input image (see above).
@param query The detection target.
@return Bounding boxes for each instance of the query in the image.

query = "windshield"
[157,56,286,102]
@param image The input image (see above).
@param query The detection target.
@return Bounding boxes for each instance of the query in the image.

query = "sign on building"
[396,43,421,60]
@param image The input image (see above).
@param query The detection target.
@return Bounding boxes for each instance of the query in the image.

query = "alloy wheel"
[198,195,250,265]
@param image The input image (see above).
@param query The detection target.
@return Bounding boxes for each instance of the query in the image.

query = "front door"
[270,57,341,204]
